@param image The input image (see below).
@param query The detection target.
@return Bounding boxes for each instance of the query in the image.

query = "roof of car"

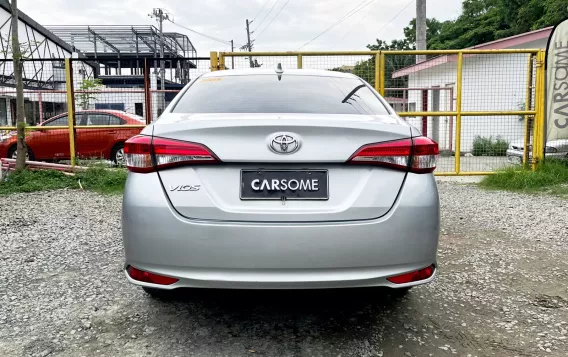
[39,109,145,125]
[75,109,137,115]
[202,68,356,79]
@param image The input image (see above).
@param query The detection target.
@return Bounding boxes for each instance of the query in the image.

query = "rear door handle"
[107,131,117,134]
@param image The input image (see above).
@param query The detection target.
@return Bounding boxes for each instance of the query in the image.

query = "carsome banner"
[546,17,568,141]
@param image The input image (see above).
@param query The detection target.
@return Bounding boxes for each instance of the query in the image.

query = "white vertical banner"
[546,18,568,141]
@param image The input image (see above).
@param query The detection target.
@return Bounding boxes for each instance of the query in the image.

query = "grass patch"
[479,160,568,196]
[0,167,127,195]
[80,166,127,194]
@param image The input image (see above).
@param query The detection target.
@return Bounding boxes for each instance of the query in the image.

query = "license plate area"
[240,170,329,200]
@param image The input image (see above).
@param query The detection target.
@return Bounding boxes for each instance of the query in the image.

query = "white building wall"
[404,53,529,152]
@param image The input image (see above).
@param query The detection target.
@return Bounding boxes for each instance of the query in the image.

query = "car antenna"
[275,63,283,81]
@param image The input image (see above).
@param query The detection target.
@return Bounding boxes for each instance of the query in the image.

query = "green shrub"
[472,136,492,156]
[472,136,510,156]
[80,166,127,194]
[492,138,509,156]
[0,167,127,195]
[0,169,78,194]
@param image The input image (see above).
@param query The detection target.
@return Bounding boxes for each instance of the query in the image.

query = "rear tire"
[110,143,125,166]
[142,287,175,299]
[7,145,34,161]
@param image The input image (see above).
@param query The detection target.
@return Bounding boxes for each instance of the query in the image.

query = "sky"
[19,0,463,55]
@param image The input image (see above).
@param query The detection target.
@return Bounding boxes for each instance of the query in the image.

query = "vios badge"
[268,133,301,154]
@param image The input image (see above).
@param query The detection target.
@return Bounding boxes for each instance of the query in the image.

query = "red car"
[0,110,145,164]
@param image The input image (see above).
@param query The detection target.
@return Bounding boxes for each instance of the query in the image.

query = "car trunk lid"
[152,113,412,222]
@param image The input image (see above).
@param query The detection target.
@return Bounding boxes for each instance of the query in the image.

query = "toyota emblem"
[268,133,301,154]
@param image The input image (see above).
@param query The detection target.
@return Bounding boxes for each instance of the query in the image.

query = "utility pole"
[415,0,429,138]
[10,0,27,169]
[246,19,254,68]
[150,8,170,90]
[230,40,234,69]
[416,0,427,63]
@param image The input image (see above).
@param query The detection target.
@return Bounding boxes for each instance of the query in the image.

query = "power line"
[297,0,375,50]
[168,20,241,46]
[255,0,291,41]
[253,0,281,32]
[252,0,271,22]
[331,0,381,49]
[371,0,415,39]
[149,8,170,90]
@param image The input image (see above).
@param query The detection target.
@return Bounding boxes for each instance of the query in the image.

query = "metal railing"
[0,50,546,175]
[0,57,213,166]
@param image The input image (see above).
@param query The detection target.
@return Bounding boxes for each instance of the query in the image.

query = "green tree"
[351,39,414,96]
[427,2,509,50]
[403,18,446,47]
[356,0,567,96]
[516,0,567,31]
[77,78,104,110]
[427,0,567,50]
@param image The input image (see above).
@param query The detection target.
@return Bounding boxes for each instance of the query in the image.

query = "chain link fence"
[0,50,545,175]
[0,57,211,164]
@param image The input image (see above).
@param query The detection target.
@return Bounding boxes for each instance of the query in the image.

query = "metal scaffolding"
[0,0,76,89]
[46,25,197,59]
[45,25,198,84]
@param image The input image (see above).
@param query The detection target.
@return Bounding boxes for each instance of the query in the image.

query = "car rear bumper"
[507,149,567,162]
[122,172,440,289]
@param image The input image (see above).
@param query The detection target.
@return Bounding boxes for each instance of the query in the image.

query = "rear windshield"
[172,74,390,115]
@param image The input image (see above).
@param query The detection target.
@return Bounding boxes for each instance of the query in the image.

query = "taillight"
[411,137,439,174]
[348,136,438,173]
[126,266,178,285]
[153,137,218,169]
[387,265,435,284]
[124,135,219,173]
[124,135,153,173]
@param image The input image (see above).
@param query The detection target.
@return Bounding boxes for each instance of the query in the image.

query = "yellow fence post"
[210,51,218,71]
[374,53,380,92]
[532,52,540,169]
[378,52,385,96]
[65,58,76,166]
[219,53,226,70]
[532,50,546,170]
[297,54,303,69]
[454,52,464,175]
[523,54,534,166]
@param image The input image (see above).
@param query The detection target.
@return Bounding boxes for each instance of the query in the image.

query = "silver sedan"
[121,68,440,297]
[507,139,568,163]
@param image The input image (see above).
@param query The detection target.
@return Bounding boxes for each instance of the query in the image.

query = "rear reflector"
[126,266,178,285]
[124,135,219,173]
[348,136,438,173]
[387,265,435,284]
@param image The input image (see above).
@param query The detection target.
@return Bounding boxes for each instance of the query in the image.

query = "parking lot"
[1,182,567,357]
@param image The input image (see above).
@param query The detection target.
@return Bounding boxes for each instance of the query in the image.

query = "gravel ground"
[1,183,567,357]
